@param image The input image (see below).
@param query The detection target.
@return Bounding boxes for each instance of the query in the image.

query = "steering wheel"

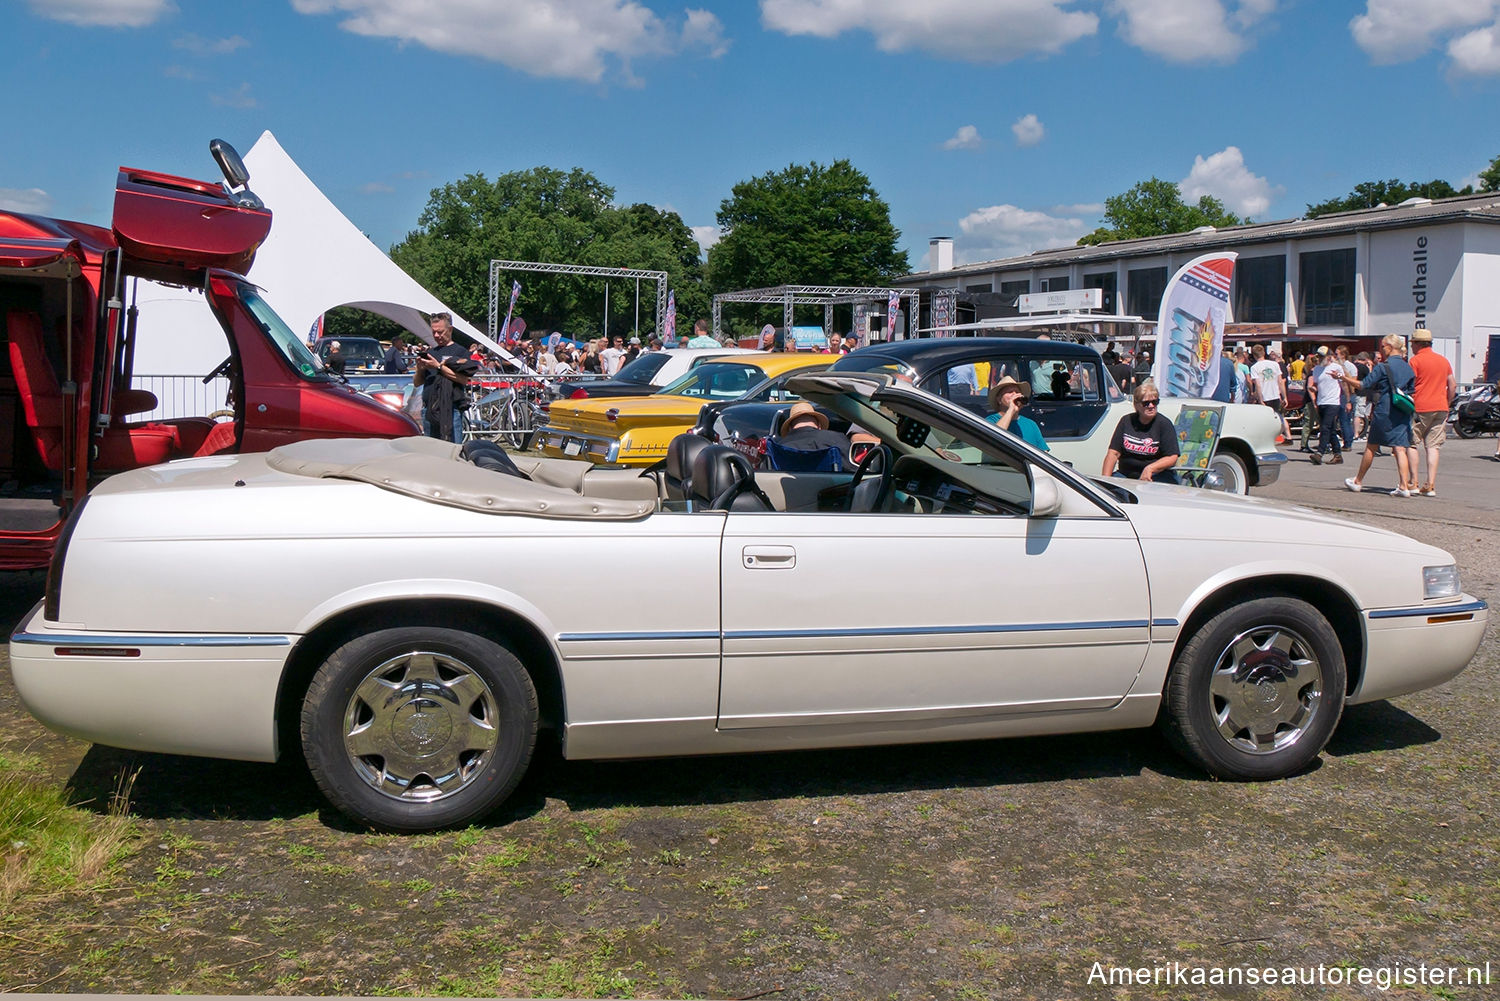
[847,443,894,513]
[203,356,233,384]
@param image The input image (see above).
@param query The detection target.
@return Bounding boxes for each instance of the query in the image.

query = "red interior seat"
[7,309,65,470]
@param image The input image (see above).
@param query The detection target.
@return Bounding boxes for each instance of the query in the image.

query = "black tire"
[301,626,537,832]
[1455,417,1479,439]
[1159,597,1345,780]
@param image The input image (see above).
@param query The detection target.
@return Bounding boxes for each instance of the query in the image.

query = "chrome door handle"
[743,545,795,569]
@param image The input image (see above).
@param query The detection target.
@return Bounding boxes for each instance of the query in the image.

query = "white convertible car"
[10,374,1486,832]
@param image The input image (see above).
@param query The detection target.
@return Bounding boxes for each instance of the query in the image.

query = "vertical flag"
[887,291,900,340]
[499,280,521,345]
[1151,253,1237,399]
[663,290,676,345]
[307,314,323,345]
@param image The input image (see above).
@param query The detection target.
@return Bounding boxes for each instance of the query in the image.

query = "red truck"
[0,140,417,569]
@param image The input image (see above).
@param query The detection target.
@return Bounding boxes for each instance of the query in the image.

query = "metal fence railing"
[130,374,231,421]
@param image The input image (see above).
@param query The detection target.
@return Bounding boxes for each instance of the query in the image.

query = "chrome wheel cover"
[342,650,499,802]
[1208,624,1323,754]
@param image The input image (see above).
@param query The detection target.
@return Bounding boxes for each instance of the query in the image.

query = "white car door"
[717,503,1152,731]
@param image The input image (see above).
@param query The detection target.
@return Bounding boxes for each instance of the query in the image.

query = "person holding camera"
[414,312,475,442]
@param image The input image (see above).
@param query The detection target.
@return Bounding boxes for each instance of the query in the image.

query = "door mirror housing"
[1031,468,1063,518]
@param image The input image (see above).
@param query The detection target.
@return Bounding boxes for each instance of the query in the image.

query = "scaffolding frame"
[711,284,922,343]
[488,260,669,341]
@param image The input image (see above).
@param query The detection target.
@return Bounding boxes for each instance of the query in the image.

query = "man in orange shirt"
[1407,327,1456,496]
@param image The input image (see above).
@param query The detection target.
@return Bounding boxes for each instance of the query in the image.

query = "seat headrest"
[666,433,711,499]
[689,444,753,508]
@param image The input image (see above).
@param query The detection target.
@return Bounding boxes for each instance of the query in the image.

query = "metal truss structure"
[488,260,669,341]
[711,284,922,342]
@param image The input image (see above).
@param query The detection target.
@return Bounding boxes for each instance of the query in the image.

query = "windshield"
[240,284,327,381]
[616,352,670,385]
[658,361,766,399]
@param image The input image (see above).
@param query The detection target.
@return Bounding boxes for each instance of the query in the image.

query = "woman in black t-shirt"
[1102,380,1179,482]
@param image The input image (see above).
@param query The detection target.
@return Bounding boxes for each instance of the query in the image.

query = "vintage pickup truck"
[0,140,415,569]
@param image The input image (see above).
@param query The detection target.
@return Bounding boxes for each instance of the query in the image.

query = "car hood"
[1118,481,1446,559]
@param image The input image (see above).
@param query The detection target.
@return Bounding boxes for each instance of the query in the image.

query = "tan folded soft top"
[266,436,655,520]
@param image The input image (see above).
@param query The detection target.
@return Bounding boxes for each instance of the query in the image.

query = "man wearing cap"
[773,401,851,462]
[984,376,1049,452]
[1407,327,1455,496]
[1307,346,1344,464]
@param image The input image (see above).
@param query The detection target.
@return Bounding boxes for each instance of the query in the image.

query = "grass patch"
[0,752,139,907]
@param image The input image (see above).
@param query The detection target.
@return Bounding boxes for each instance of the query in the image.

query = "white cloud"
[1349,0,1498,64]
[957,204,1093,262]
[1448,22,1500,73]
[942,125,982,151]
[360,182,396,194]
[1108,0,1275,62]
[25,0,173,27]
[760,0,1098,63]
[173,33,250,56]
[292,0,726,84]
[0,188,52,214]
[690,225,720,253]
[1011,114,1045,147]
[1179,145,1281,217]
[681,8,729,58]
[1052,202,1105,215]
[210,82,258,109]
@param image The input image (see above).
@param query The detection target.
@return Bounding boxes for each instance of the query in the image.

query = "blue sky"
[3,0,1499,273]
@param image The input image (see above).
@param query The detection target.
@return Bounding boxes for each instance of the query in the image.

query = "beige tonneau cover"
[267,436,655,520]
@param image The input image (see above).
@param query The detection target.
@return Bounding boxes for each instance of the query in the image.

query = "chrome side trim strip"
[11,631,293,648]
[558,630,720,642]
[1151,618,1180,628]
[1367,599,1488,620]
[723,620,1150,640]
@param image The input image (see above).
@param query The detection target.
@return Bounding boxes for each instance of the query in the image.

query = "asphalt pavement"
[1256,427,1500,530]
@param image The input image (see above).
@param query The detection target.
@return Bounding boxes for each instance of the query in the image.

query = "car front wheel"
[301,627,538,832]
[1208,450,1249,494]
[1159,597,1345,780]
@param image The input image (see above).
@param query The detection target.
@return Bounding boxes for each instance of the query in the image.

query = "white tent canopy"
[132,130,516,375]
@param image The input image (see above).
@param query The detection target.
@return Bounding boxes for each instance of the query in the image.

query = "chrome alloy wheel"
[1208,624,1324,754]
[342,650,499,802]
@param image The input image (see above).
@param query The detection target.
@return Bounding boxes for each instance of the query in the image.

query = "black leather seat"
[665,433,711,502]
[688,445,773,511]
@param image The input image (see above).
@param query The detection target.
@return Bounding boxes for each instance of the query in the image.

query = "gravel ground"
[1,453,1497,999]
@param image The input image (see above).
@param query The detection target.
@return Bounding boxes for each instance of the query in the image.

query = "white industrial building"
[898,192,1500,383]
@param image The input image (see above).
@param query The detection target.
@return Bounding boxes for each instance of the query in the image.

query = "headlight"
[1423,564,1461,599]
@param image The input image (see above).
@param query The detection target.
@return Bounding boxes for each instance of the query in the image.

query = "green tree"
[390,167,707,340]
[320,306,408,343]
[705,160,909,294]
[1480,154,1500,193]
[1305,178,1471,218]
[1078,177,1243,246]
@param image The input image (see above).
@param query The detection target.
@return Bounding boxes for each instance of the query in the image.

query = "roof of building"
[907,191,1500,283]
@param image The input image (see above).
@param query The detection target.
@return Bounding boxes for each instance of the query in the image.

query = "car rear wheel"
[1159,597,1345,780]
[1207,450,1249,494]
[301,627,537,832]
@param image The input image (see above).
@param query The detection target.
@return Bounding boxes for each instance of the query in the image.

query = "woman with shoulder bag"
[1340,334,1416,495]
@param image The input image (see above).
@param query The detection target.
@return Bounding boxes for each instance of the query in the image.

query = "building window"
[1128,267,1168,317]
[1233,255,1286,323]
[1299,248,1356,326]
[1000,279,1030,298]
[1039,275,1070,292]
[964,283,992,293]
[1084,272,1117,313]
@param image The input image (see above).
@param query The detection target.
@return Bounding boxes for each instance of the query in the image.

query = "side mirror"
[1031,468,1063,518]
[209,138,250,188]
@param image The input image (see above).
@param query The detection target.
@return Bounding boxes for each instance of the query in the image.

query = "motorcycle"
[1452,384,1500,438]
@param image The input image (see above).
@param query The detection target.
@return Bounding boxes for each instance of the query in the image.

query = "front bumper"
[9,601,294,762]
[1351,596,1488,704]
[1254,450,1287,486]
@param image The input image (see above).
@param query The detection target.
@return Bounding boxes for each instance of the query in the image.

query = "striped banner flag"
[499,280,521,345]
[663,290,676,344]
[1152,253,1237,399]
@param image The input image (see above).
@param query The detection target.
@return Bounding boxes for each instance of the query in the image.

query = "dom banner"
[1152,252,1237,399]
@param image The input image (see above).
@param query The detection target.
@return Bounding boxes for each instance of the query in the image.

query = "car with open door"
[11,372,1484,832]
[0,139,416,568]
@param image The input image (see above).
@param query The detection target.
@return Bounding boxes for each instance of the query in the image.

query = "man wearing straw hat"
[985,375,1049,452]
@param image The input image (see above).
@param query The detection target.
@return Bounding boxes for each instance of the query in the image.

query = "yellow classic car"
[534,353,830,465]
